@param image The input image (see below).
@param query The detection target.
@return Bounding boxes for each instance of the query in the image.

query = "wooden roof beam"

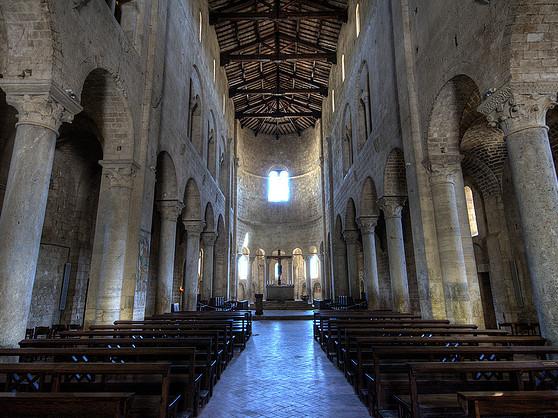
[229,87,328,96]
[209,11,348,25]
[236,111,321,119]
[222,52,336,65]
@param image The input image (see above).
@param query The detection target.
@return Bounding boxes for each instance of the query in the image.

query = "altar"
[266,285,295,301]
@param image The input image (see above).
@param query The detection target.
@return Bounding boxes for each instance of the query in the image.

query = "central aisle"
[200,320,369,418]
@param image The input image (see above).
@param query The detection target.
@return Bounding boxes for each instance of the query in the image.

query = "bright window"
[341,54,346,82]
[268,170,290,202]
[238,255,248,280]
[309,255,319,279]
[213,59,216,82]
[199,11,203,42]
[332,89,336,113]
[464,186,479,237]
[356,3,361,37]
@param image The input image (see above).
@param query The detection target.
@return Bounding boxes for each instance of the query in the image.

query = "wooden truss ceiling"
[208,0,348,137]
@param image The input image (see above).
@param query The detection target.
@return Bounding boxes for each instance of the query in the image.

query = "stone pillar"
[0,83,81,347]
[155,200,183,314]
[319,252,326,299]
[305,255,313,303]
[428,156,472,324]
[343,229,360,299]
[85,160,138,325]
[264,257,271,300]
[379,197,411,313]
[358,216,380,310]
[181,220,205,311]
[453,172,485,327]
[247,256,255,302]
[200,231,217,301]
[479,86,558,343]
[287,258,293,285]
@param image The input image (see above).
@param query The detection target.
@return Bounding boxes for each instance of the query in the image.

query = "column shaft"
[344,230,360,299]
[379,198,411,313]
[155,201,182,314]
[201,232,217,301]
[359,217,380,310]
[87,161,136,325]
[507,127,558,342]
[182,221,204,311]
[430,164,472,324]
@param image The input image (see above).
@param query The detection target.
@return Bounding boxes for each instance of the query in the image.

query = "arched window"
[464,186,479,237]
[238,255,249,280]
[309,255,319,279]
[198,10,203,42]
[355,3,361,37]
[268,170,290,202]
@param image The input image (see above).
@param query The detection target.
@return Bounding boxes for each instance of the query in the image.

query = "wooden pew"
[395,360,558,418]
[0,347,201,416]
[0,363,180,418]
[0,392,134,418]
[19,337,217,401]
[457,390,558,417]
[353,345,558,416]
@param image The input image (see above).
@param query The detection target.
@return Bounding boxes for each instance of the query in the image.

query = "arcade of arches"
[0,0,558,416]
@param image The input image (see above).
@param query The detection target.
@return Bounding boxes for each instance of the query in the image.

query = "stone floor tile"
[199,320,369,418]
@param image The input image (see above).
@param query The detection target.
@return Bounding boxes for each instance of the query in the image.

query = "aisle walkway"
[200,320,369,418]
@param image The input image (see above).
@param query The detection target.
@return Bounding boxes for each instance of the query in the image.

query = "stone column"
[200,231,217,301]
[264,257,271,300]
[247,256,255,302]
[379,197,411,313]
[453,172,485,327]
[319,252,326,299]
[343,229,361,299]
[0,83,81,347]
[479,86,558,343]
[358,216,380,310]
[181,220,205,311]
[305,255,313,303]
[155,200,183,314]
[428,156,472,324]
[86,160,138,325]
[287,258,293,285]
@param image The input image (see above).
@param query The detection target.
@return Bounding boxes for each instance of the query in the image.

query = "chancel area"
[1,0,558,417]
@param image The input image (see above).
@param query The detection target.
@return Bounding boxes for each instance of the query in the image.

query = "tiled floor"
[199,320,370,418]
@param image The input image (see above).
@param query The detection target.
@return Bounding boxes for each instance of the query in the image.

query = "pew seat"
[457,390,558,417]
[0,392,135,418]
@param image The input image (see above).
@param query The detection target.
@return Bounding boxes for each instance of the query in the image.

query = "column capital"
[157,200,184,222]
[100,159,139,189]
[0,80,83,135]
[182,220,205,235]
[426,154,462,184]
[343,229,360,245]
[378,196,407,219]
[358,216,379,234]
[201,231,218,247]
[478,84,557,136]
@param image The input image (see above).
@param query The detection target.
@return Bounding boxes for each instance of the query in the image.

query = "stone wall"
[236,126,324,256]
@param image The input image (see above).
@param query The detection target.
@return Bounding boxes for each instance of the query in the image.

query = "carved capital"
[201,231,218,247]
[100,160,139,189]
[358,216,379,234]
[426,154,462,185]
[478,85,557,136]
[0,80,82,135]
[157,200,183,222]
[378,196,407,219]
[182,220,205,236]
[343,229,360,245]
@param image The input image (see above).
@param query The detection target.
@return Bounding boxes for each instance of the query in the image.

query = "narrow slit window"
[356,3,361,37]
[341,54,346,82]
[465,186,479,237]
[199,11,203,42]
[268,170,290,202]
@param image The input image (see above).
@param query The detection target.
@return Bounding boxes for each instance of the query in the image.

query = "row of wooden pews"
[314,310,558,418]
[0,310,252,418]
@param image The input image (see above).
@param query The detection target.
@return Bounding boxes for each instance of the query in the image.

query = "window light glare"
[268,170,290,202]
